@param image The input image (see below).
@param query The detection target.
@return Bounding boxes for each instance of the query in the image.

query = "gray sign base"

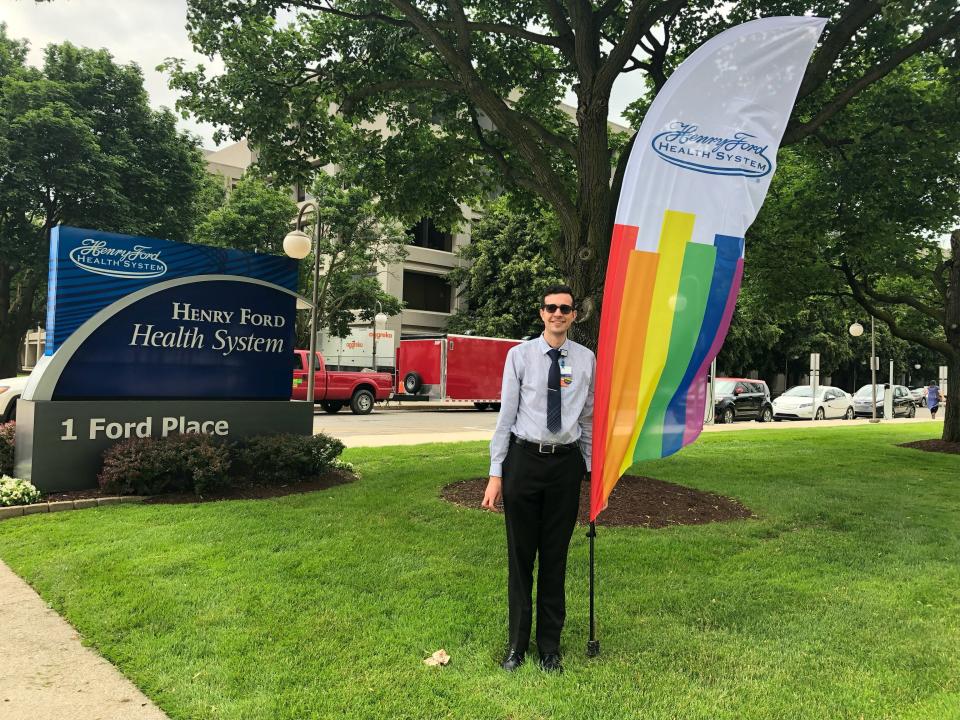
[14,400,315,492]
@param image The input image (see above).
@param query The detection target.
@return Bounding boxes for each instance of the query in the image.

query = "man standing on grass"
[482,284,596,673]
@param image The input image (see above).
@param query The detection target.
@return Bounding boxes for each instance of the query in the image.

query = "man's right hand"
[481,476,502,510]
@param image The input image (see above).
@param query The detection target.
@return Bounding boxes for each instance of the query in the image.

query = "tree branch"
[444,0,472,57]
[339,77,463,114]
[796,0,882,101]
[300,0,566,48]
[299,1,409,29]
[840,257,954,356]
[784,12,960,145]
[465,105,570,218]
[933,257,949,297]
[384,0,576,201]
[595,0,623,25]
[598,0,687,94]
[532,0,576,60]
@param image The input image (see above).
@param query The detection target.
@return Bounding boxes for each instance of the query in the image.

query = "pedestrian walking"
[481,284,596,673]
[926,381,944,420]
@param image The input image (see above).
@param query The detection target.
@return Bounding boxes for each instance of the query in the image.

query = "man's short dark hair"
[542,283,576,307]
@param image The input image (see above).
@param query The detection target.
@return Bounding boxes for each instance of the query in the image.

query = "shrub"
[0,422,14,476]
[99,434,231,496]
[233,433,345,485]
[0,475,41,506]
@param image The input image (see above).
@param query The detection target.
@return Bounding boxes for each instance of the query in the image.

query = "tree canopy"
[446,195,564,339]
[299,172,407,342]
[0,25,217,375]
[167,0,960,346]
[745,54,960,437]
[193,173,292,254]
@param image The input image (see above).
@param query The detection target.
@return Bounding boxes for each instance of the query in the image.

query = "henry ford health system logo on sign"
[69,239,168,279]
[652,122,772,178]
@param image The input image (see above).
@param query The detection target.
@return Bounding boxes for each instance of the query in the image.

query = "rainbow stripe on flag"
[589,17,826,521]
[591,213,744,515]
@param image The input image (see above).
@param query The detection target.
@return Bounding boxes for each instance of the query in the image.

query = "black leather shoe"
[500,649,525,672]
[538,652,563,673]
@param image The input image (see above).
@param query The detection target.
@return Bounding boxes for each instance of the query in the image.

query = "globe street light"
[371,299,388,372]
[849,318,879,422]
[284,201,321,406]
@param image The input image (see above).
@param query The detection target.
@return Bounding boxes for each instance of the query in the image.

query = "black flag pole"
[586,520,600,656]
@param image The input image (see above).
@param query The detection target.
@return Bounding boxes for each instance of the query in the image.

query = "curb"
[0,495,146,521]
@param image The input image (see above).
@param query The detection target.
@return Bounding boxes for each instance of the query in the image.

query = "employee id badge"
[560,361,573,387]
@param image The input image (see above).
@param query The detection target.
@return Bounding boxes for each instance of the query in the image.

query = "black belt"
[511,434,579,455]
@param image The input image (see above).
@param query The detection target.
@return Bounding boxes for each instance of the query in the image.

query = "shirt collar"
[538,333,570,356]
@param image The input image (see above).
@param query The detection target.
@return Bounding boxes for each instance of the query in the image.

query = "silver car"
[0,375,28,422]
[772,385,855,421]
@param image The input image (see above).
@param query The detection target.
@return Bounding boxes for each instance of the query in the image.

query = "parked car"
[908,387,926,407]
[291,350,393,415]
[0,375,28,422]
[772,385,855,421]
[714,378,773,423]
[852,384,916,418]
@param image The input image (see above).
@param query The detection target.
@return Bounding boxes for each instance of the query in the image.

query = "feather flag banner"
[590,17,826,521]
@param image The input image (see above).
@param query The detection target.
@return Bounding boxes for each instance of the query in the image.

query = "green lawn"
[1,424,958,720]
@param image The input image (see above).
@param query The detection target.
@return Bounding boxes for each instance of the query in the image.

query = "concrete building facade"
[203,140,473,343]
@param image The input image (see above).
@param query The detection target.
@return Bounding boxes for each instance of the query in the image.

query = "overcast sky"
[3,0,224,148]
[3,0,644,151]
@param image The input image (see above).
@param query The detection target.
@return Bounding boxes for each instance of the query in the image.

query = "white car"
[0,375,29,422]
[772,385,855,421]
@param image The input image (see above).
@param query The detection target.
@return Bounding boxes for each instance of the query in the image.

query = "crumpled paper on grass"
[423,649,451,667]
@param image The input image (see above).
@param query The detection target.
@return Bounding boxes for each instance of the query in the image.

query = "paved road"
[315,402,941,447]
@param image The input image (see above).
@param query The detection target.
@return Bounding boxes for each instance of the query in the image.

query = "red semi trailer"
[396,334,522,409]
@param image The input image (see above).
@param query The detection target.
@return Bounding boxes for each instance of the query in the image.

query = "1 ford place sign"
[15,226,314,491]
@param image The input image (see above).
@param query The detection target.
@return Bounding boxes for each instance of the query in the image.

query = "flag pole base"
[586,639,600,657]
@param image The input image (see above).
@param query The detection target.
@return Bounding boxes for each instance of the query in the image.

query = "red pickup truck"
[291,350,393,414]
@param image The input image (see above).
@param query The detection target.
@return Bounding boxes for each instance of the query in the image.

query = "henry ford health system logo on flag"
[69,238,168,279]
[652,121,772,178]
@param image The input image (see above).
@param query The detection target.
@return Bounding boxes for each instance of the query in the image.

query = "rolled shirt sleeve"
[489,347,522,476]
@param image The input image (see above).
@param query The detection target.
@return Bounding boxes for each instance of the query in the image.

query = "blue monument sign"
[15,226,314,491]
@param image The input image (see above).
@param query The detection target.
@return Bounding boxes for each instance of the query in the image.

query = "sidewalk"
[340,413,940,447]
[0,561,169,720]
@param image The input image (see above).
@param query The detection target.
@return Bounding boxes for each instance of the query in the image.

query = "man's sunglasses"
[541,303,574,315]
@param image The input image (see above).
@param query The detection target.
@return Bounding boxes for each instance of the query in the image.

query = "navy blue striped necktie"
[547,348,562,433]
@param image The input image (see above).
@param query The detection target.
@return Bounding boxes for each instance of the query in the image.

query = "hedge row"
[0,424,347,497]
[99,433,346,496]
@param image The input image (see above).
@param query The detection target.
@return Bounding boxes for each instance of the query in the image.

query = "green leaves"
[0,26,221,374]
[194,173,292,254]
[447,194,563,339]
[303,171,407,340]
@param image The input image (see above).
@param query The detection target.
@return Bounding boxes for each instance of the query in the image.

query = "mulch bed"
[441,475,754,528]
[898,439,960,455]
[43,468,356,505]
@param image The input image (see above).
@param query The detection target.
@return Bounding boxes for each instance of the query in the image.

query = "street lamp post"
[371,300,387,372]
[284,201,322,407]
[849,318,879,423]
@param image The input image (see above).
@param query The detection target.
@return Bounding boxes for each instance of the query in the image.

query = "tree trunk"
[0,264,43,377]
[943,353,960,443]
[942,230,960,443]
[0,328,24,377]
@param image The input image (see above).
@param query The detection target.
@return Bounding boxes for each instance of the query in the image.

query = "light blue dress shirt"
[489,334,596,476]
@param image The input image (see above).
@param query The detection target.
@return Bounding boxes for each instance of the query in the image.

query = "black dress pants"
[502,441,584,655]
